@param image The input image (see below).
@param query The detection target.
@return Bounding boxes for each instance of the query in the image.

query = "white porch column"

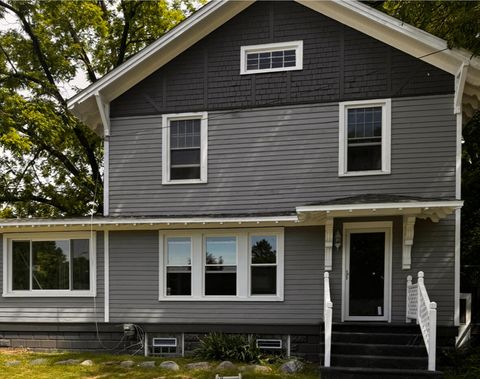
[402,215,416,270]
[325,217,333,271]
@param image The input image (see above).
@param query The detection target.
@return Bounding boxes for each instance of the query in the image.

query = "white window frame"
[158,228,284,302]
[164,236,193,297]
[161,112,208,185]
[240,41,303,75]
[248,233,281,298]
[2,232,97,297]
[338,99,391,177]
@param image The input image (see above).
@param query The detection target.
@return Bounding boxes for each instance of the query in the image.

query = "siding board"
[109,94,456,216]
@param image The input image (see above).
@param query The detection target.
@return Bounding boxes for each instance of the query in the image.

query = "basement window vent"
[152,337,177,347]
[256,339,282,350]
[150,337,178,356]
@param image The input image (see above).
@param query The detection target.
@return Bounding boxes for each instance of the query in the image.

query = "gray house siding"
[109,227,324,324]
[110,1,453,118]
[109,94,456,217]
[329,216,454,325]
[0,232,104,323]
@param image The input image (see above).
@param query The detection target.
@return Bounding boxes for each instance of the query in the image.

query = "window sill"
[159,295,283,302]
[3,290,96,298]
[162,179,207,185]
[339,170,391,177]
[240,66,302,75]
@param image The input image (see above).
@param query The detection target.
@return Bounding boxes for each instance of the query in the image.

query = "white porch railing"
[406,271,437,371]
[324,272,333,367]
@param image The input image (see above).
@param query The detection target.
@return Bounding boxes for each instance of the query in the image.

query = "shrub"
[194,333,261,363]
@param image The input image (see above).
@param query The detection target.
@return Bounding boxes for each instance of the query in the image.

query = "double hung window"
[339,99,391,176]
[162,113,208,184]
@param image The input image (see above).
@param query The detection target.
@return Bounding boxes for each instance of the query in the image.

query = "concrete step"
[332,342,428,357]
[332,331,422,345]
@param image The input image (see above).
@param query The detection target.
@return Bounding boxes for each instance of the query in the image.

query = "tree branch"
[67,23,97,83]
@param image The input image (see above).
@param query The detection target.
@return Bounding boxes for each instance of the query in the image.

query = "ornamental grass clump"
[194,333,261,363]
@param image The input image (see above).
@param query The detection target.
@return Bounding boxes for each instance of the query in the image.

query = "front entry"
[342,222,392,322]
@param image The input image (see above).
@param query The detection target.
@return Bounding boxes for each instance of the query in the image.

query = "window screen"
[169,119,201,180]
[347,107,382,172]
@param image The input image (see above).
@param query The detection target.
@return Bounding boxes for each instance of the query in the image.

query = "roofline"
[296,200,464,213]
[68,0,480,131]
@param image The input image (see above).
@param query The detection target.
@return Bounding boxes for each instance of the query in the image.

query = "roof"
[68,0,480,134]
[303,194,455,206]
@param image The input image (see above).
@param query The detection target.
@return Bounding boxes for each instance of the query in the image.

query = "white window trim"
[2,232,97,297]
[240,40,303,75]
[161,112,208,185]
[159,228,284,302]
[338,98,391,177]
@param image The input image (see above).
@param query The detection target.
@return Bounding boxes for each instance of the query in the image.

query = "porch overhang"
[296,196,463,271]
[296,199,463,223]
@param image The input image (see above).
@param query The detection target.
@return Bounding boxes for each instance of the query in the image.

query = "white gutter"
[94,92,111,216]
[0,215,299,228]
[296,200,463,213]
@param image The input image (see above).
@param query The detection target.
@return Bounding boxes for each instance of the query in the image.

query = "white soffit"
[68,0,480,133]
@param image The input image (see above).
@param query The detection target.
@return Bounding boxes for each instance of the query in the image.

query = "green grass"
[0,349,320,379]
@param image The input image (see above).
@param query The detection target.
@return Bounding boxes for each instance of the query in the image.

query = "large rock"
[120,360,135,368]
[29,358,48,365]
[159,360,180,371]
[186,361,210,370]
[138,361,156,368]
[80,360,93,366]
[217,361,235,370]
[5,360,20,367]
[280,359,304,374]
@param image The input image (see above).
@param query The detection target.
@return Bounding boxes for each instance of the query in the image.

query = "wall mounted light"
[334,229,342,251]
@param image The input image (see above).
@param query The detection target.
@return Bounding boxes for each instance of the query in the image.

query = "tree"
[0,0,199,217]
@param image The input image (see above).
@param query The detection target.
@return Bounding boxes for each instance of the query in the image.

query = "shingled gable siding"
[110,1,453,118]
[109,94,456,216]
[108,227,323,324]
[0,233,104,323]
[329,216,455,325]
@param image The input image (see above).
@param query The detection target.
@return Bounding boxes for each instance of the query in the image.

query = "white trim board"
[341,221,393,322]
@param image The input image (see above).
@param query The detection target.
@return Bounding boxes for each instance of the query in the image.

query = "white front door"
[342,222,392,322]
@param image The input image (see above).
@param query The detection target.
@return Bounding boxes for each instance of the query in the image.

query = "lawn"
[0,349,320,379]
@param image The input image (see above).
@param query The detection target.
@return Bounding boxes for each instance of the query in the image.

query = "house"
[1,0,480,377]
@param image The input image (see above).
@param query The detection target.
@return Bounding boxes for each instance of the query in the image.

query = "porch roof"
[296,194,463,223]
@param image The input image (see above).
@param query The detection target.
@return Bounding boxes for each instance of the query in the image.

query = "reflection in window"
[10,238,90,292]
[166,237,192,296]
[251,236,277,295]
[205,237,237,296]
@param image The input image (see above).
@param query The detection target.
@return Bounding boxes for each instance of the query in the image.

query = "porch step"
[331,353,427,370]
[332,331,422,345]
[320,367,443,379]
[333,342,427,357]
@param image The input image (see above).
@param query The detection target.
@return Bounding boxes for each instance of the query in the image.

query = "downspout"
[94,92,111,217]
[453,62,468,326]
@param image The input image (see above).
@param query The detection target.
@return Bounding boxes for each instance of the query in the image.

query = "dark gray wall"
[109,94,456,216]
[108,227,324,324]
[330,216,455,325]
[0,232,104,323]
[110,1,453,118]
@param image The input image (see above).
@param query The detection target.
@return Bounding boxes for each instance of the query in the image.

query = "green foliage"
[0,0,202,217]
[194,333,262,363]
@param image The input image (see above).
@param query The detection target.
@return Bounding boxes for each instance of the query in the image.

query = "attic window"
[162,112,208,184]
[240,41,303,75]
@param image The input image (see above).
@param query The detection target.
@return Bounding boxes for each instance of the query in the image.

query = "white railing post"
[417,271,424,325]
[406,275,412,323]
[428,302,437,371]
[324,272,332,368]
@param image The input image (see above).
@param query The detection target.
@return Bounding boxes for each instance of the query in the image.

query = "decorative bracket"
[325,218,333,271]
[403,215,416,270]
